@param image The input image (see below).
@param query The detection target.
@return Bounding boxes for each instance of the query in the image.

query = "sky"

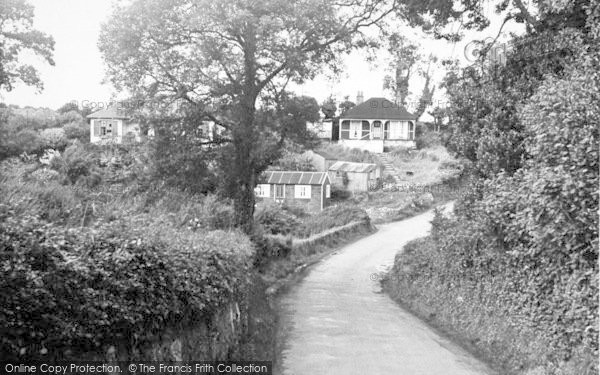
[1,0,525,121]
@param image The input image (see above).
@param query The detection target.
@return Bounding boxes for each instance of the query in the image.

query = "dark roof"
[259,171,329,185]
[340,97,416,120]
[87,106,130,119]
[328,161,378,173]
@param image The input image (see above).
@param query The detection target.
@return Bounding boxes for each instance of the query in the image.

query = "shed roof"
[259,171,329,185]
[87,106,130,119]
[328,161,378,173]
[313,150,337,160]
[340,97,416,120]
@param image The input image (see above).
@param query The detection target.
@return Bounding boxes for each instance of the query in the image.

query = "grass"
[387,145,462,186]
[0,157,235,233]
[317,143,384,168]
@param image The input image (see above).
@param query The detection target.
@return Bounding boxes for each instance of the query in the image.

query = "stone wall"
[76,301,247,362]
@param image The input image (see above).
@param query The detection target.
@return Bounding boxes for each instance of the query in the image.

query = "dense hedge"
[385,46,598,374]
[0,206,254,360]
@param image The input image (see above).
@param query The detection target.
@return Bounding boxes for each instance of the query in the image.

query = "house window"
[340,120,350,139]
[408,121,415,140]
[325,184,331,198]
[255,184,270,198]
[294,185,311,199]
[361,121,370,139]
[275,184,285,199]
[349,120,362,139]
[388,121,406,140]
[98,120,116,137]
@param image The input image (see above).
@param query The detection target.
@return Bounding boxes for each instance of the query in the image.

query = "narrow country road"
[277,203,494,375]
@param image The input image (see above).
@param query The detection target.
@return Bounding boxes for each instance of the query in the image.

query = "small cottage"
[339,97,417,153]
[255,171,331,212]
[328,161,382,192]
[87,107,141,144]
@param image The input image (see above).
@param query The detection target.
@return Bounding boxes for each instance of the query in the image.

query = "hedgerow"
[0,206,254,361]
[385,29,599,375]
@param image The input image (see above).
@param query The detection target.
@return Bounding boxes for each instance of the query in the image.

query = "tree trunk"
[233,25,259,234]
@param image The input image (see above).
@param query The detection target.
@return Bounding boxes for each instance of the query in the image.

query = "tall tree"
[321,96,337,119]
[383,35,437,119]
[100,0,398,231]
[382,34,419,106]
[0,0,54,92]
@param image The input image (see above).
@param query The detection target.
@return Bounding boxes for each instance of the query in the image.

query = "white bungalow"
[87,107,141,144]
[339,97,417,153]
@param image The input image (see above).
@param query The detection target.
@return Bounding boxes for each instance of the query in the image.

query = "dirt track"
[277,203,494,375]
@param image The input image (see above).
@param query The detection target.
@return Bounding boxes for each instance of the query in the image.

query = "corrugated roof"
[259,171,329,185]
[87,106,130,119]
[328,161,378,173]
[340,97,416,120]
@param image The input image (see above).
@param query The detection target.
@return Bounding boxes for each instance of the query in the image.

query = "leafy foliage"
[254,202,301,236]
[387,4,599,372]
[0,207,253,360]
[0,0,55,91]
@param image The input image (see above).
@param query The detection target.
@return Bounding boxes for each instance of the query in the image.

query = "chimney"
[356,91,364,104]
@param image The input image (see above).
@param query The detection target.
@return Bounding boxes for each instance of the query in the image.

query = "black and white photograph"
[0,0,598,374]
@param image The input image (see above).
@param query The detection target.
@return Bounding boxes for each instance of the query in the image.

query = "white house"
[339,97,417,153]
[87,107,141,144]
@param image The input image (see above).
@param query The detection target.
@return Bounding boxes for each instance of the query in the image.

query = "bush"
[250,227,292,267]
[63,121,89,142]
[183,194,236,231]
[52,144,100,184]
[415,128,441,149]
[1,178,85,225]
[0,207,254,360]
[39,128,68,151]
[254,201,300,235]
[58,110,84,125]
[4,129,44,156]
[271,151,316,171]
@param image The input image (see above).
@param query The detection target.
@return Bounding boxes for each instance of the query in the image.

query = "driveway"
[277,203,494,375]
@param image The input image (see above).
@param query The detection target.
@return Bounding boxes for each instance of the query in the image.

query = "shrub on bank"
[254,201,300,235]
[0,207,254,361]
[293,205,369,238]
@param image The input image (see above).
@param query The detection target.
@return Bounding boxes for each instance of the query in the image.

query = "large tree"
[382,34,437,120]
[99,0,398,231]
[0,0,54,91]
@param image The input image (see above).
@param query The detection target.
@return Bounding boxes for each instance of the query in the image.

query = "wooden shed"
[255,171,332,212]
[328,161,382,192]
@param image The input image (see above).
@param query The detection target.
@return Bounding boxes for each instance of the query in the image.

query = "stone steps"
[377,153,402,185]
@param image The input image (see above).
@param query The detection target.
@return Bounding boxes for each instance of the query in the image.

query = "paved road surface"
[277,204,494,375]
